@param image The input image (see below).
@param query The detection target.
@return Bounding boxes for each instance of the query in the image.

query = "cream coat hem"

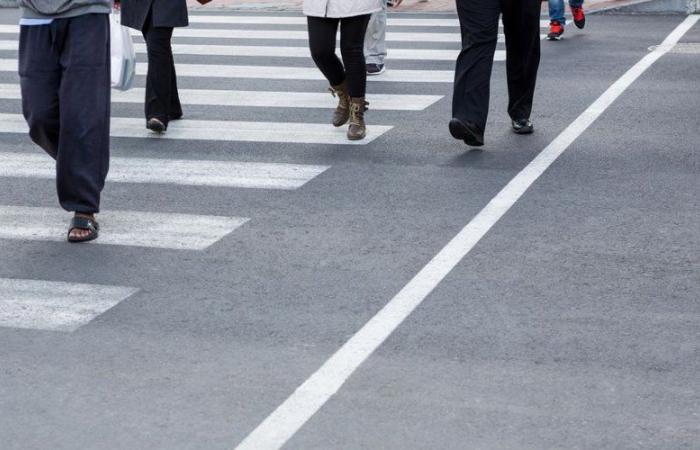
[303,0,382,18]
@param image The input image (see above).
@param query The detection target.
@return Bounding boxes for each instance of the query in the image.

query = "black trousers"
[19,14,111,214]
[307,15,371,98]
[452,0,541,131]
[142,10,182,124]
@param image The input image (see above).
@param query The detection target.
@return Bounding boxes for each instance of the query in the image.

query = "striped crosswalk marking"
[0,206,248,250]
[0,39,482,62]
[0,83,443,111]
[186,15,552,29]
[0,113,393,145]
[0,278,138,332]
[0,58,450,83]
[0,152,329,190]
[0,25,544,44]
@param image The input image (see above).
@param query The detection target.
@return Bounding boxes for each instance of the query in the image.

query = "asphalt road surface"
[0,8,698,450]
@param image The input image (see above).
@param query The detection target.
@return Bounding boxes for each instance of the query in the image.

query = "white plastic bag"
[110,11,136,91]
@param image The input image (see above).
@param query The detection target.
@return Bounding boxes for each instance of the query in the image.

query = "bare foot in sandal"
[68,213,99,243]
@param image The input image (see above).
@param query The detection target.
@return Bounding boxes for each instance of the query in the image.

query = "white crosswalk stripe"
[0,152,329,190]
[0,39,482,62]
[0,278,138,332]
[0,58,450,83]
[0,83,443,110]
[179,15,555,28]
[0,113,393,145]
[0,206,248,250]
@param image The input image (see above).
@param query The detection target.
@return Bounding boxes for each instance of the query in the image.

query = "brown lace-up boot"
[329,81,351,127]
[347,97,368,141]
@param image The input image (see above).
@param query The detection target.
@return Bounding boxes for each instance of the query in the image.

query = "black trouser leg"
[142,14,177,124]
[339,14,370,97]
[19,14,111,214]
[501,0,541,121]
[452,0,501,131]
[19,24,61,159]
[308,16,345,87]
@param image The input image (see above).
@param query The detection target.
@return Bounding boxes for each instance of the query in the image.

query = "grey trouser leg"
[364,0,387,65]
[19,14,111,214]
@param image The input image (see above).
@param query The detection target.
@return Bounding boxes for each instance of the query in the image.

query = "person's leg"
[340,15,371,98]
[340,14,372,140]
[18,23,61,159]
[502,0,541,125]
[168,47,183,120]
[569,0,584,7]
[142,12,175,127]
[452,0,500,133]
[364,0,387,71]
[56,13,111,217]
[549,0,566,25]
[307,16,345,86]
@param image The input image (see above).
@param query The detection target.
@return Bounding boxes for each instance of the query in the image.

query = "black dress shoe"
[449,118,484,147]
[147,117,167,133]
[512,118,534,134]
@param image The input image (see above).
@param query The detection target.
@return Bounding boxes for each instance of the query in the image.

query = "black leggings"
[307,15,371,98]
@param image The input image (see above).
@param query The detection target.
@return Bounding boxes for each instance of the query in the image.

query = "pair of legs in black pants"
[142,10,182,129]
[452,0,542,141]
[307,15,371,98]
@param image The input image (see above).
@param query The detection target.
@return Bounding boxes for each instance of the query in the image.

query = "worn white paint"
[0,278,138,332]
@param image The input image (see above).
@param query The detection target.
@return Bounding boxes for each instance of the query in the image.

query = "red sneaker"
[547,20,564,40]
[571,6,586,29]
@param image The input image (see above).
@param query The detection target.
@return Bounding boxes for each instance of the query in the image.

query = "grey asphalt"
[0,9,698,450]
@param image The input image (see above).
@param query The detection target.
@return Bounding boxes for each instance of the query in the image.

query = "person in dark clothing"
[449,0,542,147]
[18,0,111,243]
[116,0,188,133]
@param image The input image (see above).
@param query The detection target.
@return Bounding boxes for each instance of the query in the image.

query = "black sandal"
[67,215,99,243]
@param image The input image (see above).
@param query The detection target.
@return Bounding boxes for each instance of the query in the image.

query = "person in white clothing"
[304,0,382,141]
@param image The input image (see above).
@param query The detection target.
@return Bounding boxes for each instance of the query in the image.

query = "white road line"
[0,278,138,332]
[0,152,328,190]
[0,25,454,43]
[0,113,393,145]
[172,15,552,28]
[0,58,451,83]
[0,40,497,62]
[0,39,486,62]
[0,205,249,250]
[0,83,443,111]
[234,15,700,450]
[0,25,542,43]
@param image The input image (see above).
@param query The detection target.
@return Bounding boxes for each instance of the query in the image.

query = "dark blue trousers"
[19,14,111,214]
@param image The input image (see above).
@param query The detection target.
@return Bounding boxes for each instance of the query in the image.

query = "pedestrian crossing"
[0,12,552,332]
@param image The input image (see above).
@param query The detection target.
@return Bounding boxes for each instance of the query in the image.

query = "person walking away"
[547,0,586,40]
[304,0,381,141]
[116,0,188,133]
[364,0,402,75]
[449,0,542,147]
[18,0,111,242]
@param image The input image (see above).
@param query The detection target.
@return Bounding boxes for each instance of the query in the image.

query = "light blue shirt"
[19,18,54,26]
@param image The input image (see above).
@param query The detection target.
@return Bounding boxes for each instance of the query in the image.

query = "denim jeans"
[548,0,584,25]
[364,0,387,65]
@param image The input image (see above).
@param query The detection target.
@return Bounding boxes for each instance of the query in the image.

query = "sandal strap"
[69,216,99,232]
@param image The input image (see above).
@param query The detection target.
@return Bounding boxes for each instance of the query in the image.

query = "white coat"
[303,0,382,18]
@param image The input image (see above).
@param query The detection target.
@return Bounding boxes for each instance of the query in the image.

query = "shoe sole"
[574,19,585,29]
[513,125,534,135]
[147,120,166,134]
[366,67,386,76]
[449,119,484,147]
